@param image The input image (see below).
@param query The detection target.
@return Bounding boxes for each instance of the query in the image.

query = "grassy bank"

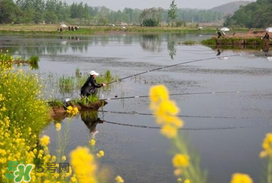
[0,24,221,35]
[201,37,272,47]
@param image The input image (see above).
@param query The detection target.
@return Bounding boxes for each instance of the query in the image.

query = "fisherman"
[217,29,222,38]
[263,32,270,40]
[80,70,106,97]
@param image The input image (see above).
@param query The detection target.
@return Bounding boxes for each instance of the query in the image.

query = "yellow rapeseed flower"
[260,133,272,158]
[230,173,253,183]
[161,124,178,139]
[172,154,190,168]
[149,85,169,103]
[55,123,61,131]
[62,156,66,161]
[89,139,96,146]
[40,135,50,147]
[70,146,97,183]
[184,179,190,183]
[115,175,124,183]
[177,178,182,182]
[96,150,105,158]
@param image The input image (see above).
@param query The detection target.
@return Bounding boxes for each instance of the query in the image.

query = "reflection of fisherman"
[262,45,269,56]
[216,49,222,56]
[80,71,106,97]
[81,112,104,136]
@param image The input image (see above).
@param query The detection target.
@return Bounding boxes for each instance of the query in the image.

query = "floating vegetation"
[181,40,197,45]
[28,55,39,69]
[201,37,271,46]
[0,49,40,69]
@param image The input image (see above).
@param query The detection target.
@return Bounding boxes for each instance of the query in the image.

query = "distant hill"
[210,1,252,16]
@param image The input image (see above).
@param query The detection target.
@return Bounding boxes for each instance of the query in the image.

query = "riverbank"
[0,24,237,35]
[201,30,272,47]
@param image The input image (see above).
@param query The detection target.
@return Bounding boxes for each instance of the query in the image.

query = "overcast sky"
[67,0,255,10]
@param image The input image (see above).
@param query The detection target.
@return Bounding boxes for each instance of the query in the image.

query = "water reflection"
[81,111,104,137]
[167,34,176,60]
[0,34,211,59]
[139,34,162,52]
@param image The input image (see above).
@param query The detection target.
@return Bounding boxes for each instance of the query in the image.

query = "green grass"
[0,24,219,35]
[58,75,75,93]
[48,99,63,107]
[181,40,197,45]
[28,55,39,69]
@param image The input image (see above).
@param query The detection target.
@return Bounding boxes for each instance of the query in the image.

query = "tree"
[140,8,163,27]
[168,0,177,24]
[0,0,22,23]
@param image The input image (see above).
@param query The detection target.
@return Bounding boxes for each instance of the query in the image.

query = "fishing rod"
[101,90,246,101]
[107,54,241,85]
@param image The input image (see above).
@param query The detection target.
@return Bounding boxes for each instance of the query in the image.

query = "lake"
[1,33,272,183]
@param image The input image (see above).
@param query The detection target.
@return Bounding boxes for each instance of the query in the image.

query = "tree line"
[0,0,223,25]
[224,0,272,28]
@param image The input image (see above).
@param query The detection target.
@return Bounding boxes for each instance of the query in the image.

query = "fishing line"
[107,54,241,85]
[104,120,261,131]
[98,110,250,120]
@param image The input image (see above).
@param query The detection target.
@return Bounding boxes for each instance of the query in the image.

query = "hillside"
[210,1,252,16]
[224,0,272,28]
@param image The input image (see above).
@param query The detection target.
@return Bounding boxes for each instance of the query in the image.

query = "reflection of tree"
[2,36,89,56]
[139,34,162,52]
[167,34,177,60]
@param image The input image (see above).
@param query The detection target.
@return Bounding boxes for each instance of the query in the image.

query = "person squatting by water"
[216,28,222,38]
[80,70,106,97]
[263,32,270,40]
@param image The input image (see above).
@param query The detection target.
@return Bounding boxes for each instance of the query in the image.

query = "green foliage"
[48,99,63,107]
[182,40,197,45]
[58,75,75,93]
[168,0,178,22]
[142,19,159,27]
[0,0,22,23]
[201,38,217,45]
[140,8,164,27]
[28,55,39,69]
[224,0,272,28]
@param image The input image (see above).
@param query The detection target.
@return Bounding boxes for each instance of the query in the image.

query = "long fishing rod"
[101,90,246,101]
[107,54,241,85]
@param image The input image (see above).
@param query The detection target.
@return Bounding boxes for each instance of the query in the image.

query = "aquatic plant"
[28,56,40,69]
[58,75,75,94]
[181,40,197,45]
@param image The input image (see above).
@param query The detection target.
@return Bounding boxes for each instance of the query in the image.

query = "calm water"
[1,33,272,183]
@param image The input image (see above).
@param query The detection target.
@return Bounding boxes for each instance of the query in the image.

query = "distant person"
[216,29,222,38]
[263,32,270,40]
[68,26,71,31]
[80,71,106,97]
[71,26,74,31]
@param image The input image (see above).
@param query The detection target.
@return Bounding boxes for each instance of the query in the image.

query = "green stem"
[268,158,272,183]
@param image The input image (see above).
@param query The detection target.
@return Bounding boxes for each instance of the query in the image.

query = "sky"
[66,0,255,10]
